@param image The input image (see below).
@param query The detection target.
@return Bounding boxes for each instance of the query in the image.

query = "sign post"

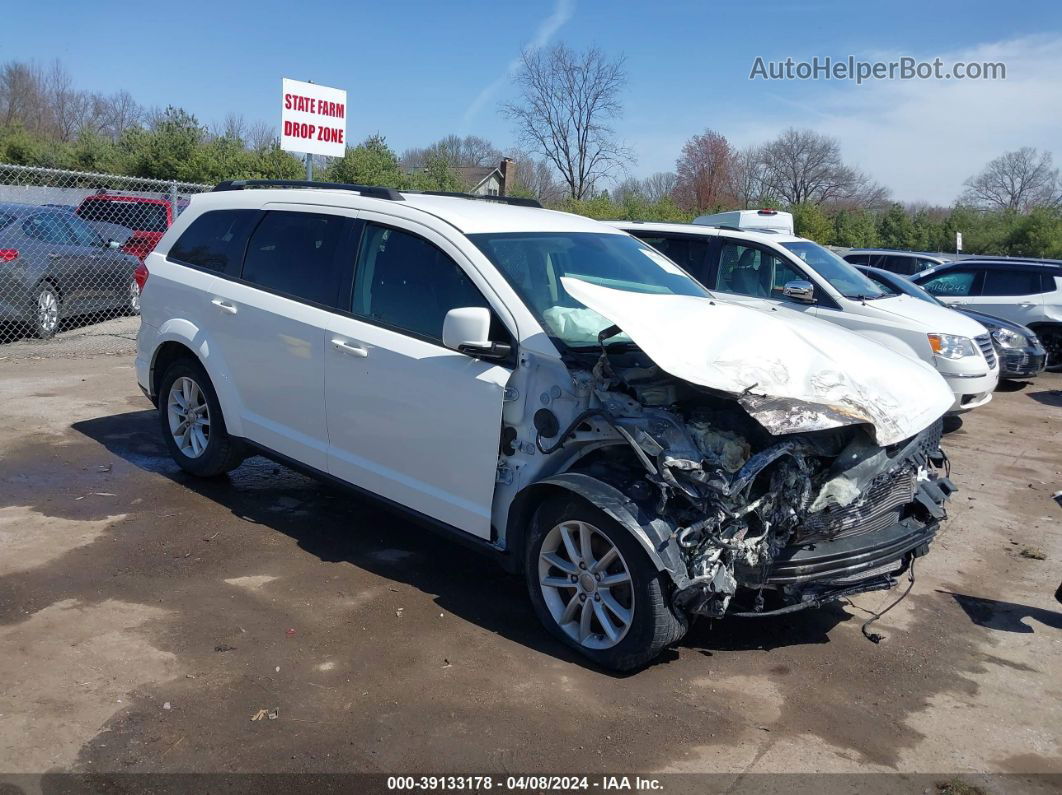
[281,78,347,180]
[956,231,963,255]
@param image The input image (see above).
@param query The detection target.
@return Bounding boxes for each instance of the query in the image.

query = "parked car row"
[610,217,1003,413]
[135,181,958,670]
[0,192,184,339]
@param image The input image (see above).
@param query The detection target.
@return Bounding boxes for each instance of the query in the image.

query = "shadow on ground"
[940,589,1062,633]
[69,408,851,672]
[1026,389,1062,408]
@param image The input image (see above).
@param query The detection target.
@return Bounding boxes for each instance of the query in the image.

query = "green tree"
[877,203,916,249]
[324,134,405,187]
[790,202,833,242]
[831,209,879,247]
[126,107,206,181]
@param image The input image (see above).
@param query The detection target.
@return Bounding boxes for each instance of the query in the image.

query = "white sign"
[281,78,347,158]
[956,231,963,251]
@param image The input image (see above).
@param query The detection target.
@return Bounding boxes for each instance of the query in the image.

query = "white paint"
[561,276,954,446]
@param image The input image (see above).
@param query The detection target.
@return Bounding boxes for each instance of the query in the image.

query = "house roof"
[455,165,500,191]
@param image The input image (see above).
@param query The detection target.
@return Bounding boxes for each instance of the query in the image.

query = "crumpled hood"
[561,277,954,446]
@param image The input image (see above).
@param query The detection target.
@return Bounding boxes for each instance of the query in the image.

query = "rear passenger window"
[241,211,348,306]
[169,210,258,274]
[882,255,917,275]
[843,254,869,265]
[636,236,711,279]
[921,270,978,296]
[352,224,493,344]
[982,269,1046,296]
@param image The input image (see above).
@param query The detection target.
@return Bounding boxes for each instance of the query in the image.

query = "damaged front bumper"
[674,474,955,618]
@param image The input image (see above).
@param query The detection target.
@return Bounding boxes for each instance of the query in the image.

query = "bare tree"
[45,60,91,141]
[99,90,144,139]
[212,112,248,142]
[641,171,677,203]
[759,128,888,207]
[962,147,1060,211]
[0,61,46,130]
[673,129,735,211]
[246,120,276,151]
[727,146,768,208]
[502,44,632,199]
[509,149,565,204]
[613,176,646,203]
[400,134,503,171]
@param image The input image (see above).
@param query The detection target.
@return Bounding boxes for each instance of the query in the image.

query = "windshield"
[781,241,890,300]
[469,231,709,348]
[863,269,943,306]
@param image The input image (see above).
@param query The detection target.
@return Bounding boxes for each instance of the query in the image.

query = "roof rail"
[212,179,404,201]
[414,190,543,209]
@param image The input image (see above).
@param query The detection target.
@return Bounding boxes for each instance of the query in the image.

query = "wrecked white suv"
[136,180,957,670]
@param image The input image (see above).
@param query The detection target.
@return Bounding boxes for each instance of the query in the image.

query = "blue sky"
[7,0,1062,203]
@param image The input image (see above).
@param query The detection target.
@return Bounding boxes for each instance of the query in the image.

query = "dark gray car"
[0,203,142,339]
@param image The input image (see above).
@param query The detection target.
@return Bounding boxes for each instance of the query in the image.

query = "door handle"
[331,338,368,357]
[1019,302,1035,309]
[211,298,238,315]
[48,252,60,259]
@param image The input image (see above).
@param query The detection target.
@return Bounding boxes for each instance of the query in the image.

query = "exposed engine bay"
[529,329,955,621]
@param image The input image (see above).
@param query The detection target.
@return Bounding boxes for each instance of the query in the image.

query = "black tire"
[524,494,688,671]
[157,358,245,477]
[32,282,61,339]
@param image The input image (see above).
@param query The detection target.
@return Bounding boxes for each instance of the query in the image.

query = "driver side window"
[352,223,503,346]
[715,242,804,300]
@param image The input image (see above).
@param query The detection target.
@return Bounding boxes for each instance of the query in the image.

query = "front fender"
[522,473,691,589]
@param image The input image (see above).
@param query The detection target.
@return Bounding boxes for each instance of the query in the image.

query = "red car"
[75,193,187,261]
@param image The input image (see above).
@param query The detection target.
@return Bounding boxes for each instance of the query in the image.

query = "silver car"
[0,203,142,339]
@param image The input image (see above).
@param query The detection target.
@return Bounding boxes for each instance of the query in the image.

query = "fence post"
[169,180,179,223]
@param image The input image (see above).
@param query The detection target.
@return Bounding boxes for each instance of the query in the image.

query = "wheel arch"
[505,473,690,589]
[148,319,244,436]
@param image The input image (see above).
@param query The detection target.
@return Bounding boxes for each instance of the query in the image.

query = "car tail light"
[757,208,777,215]
[0,248,18,262]
[133,262,149,290]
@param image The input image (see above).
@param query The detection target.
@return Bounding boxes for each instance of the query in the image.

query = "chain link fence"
[0,164,209,352]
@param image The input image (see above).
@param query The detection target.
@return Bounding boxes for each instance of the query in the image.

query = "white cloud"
[632,34,1062,206]
[461,0,574,129]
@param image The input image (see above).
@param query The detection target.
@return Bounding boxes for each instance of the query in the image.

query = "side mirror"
[782,279,816,303]
[442,307,511,361]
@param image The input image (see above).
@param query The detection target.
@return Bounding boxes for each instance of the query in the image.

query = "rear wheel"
[32,282,61,339]
[158,358,245,476]
[525,495,688,671]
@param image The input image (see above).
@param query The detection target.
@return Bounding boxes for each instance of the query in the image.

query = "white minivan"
[136,181,956,670]
[611,221,1000,413]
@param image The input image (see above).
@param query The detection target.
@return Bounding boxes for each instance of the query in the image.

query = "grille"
[799,468,917,542]
[975,334,997,368]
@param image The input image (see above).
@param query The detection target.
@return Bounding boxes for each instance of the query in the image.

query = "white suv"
[137,180,956,670]
[611,221,1000,414]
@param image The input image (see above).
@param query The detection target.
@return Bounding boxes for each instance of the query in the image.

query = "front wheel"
[525,495,688,671]
[158,359,245,477]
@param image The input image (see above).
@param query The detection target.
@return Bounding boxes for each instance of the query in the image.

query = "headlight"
[928,333,978,359]
[991,327,1025,349]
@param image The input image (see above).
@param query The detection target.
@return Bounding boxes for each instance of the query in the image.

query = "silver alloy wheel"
[129,278,141,314]
[37,288,59,335]
[167,376,210,459]
[538,520,635,649]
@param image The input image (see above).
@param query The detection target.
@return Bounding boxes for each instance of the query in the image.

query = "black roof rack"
[413,190,543,208]
[212,179,404,201]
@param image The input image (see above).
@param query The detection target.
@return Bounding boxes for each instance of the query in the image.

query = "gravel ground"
[0,354,1059,792]
[0,316,139,360]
